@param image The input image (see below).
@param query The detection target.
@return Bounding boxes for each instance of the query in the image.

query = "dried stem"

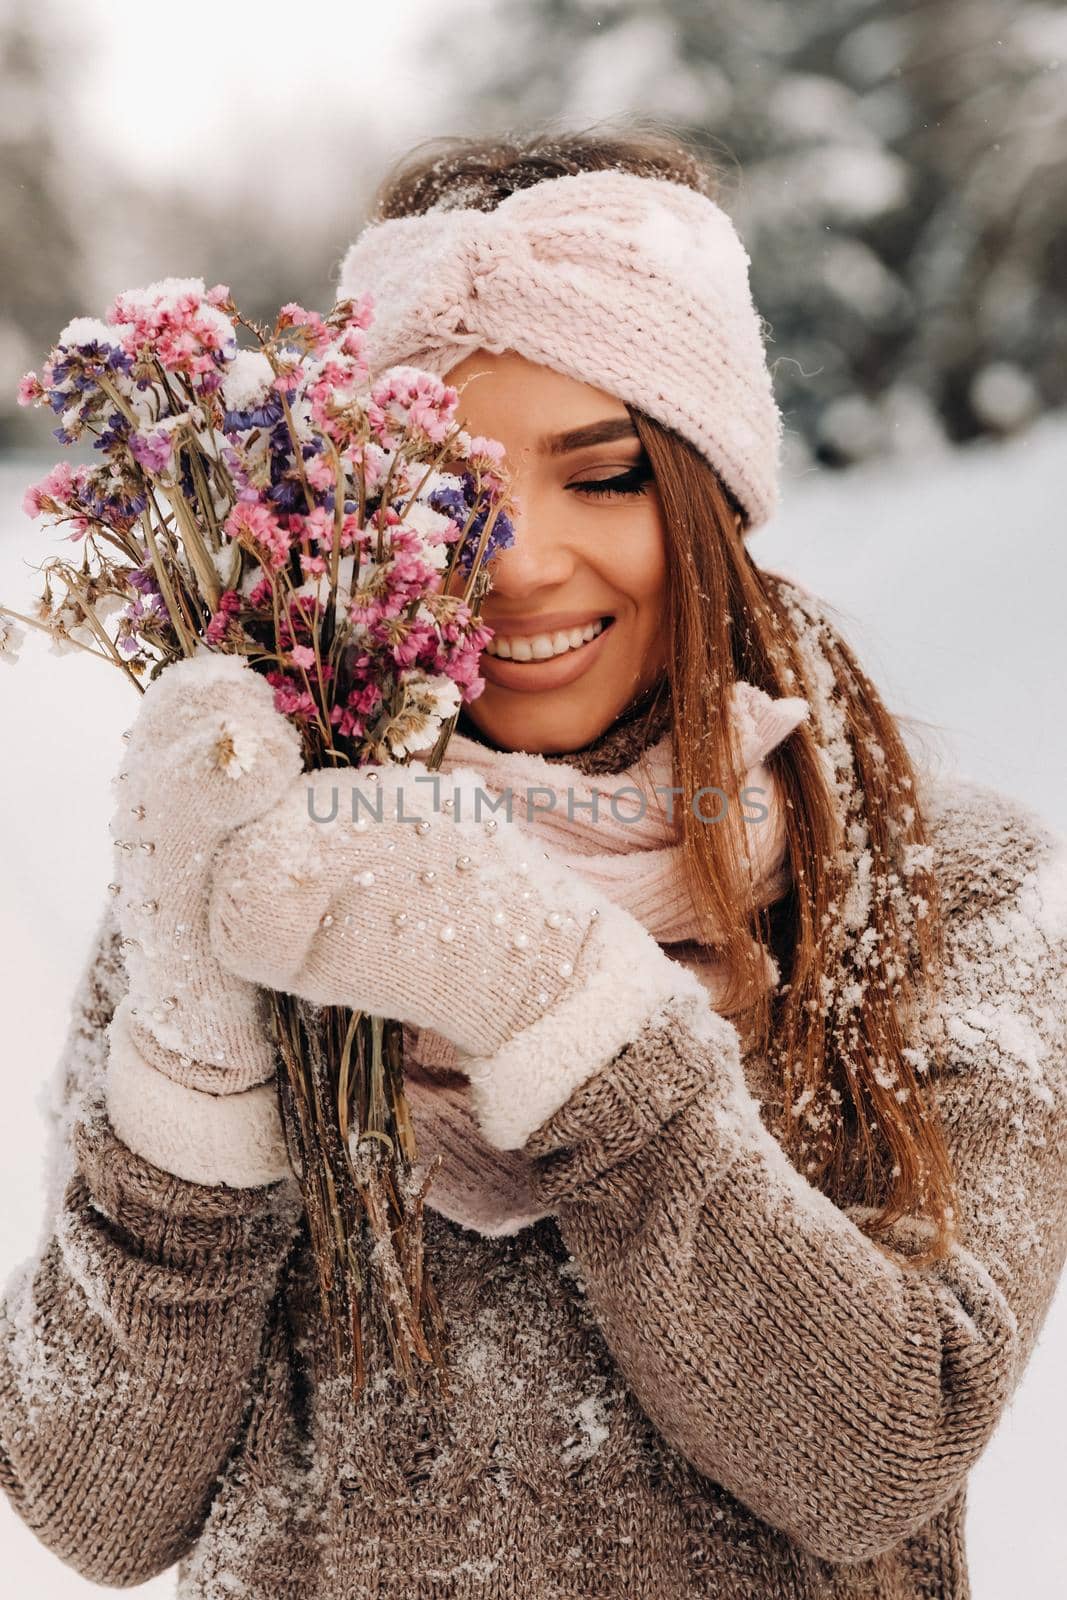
[271,992,451,1402]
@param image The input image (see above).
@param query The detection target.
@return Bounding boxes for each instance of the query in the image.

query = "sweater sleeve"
[521,788,1067,1566]
[0,909,302,1588]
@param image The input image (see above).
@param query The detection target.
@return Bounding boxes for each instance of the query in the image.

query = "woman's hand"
[109,650,304,1095]
[208,762,713,1149]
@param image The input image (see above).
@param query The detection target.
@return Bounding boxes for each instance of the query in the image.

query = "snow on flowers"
[5,276,515,771]
[3,275,518,1395]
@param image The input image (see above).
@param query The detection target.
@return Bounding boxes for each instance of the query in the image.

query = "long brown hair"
[370,121,960,1264]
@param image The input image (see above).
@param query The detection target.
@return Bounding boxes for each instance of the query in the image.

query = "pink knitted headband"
[337,169,783,531]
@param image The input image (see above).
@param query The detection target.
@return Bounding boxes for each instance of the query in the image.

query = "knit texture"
[2,708,1066,1596]
[389,678,806,1233]
[337,169,785,530]
[109,649,304,1093]
[436,679,809,947]
[198,675,805,1222]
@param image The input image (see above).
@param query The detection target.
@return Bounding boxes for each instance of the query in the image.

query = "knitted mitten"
[104,652,304,1186]
[209,764,724,1150]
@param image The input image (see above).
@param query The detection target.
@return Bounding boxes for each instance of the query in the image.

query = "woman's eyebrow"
[540,418,639,455]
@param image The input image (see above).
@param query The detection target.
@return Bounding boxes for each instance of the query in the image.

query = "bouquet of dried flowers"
[2,277,515,1397]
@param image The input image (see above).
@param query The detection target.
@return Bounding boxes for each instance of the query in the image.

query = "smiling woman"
[440,353,670,745]
[2,123,1064,1600]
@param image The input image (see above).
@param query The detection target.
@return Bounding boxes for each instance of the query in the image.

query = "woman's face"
[441,350,669,755]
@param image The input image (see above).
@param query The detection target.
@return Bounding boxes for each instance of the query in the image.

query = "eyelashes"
[570,462,653,499]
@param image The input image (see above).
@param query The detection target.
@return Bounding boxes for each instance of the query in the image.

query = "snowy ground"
[1,418,1064,1595]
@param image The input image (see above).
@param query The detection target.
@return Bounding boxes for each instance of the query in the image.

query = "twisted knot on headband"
[338,169,784,530]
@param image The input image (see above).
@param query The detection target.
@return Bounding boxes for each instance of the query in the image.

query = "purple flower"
[456,500,516,574]
[222,397,285,431]
[129,429,174,474]
[128,565,163,598]
[95,411,131,453]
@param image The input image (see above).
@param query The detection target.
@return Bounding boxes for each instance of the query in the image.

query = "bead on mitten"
[209,762,724,1148]
[104,651,303,1188]
[109,650,304,1091]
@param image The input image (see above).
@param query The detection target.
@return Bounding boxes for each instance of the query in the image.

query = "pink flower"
[267,670,318,719]
[339,291,374,332]
[290,644,317,670]
[205,589,242,645]
[343,441,386,492]
[108,278,236,383]
[467,435,506,465]
[368,367,459,450]
[389,617,437,668]
[329,677,383,739]
[304,455,335,493]
[277,303,334,353]
[338,326,369,361]
[17,372,43,407]
[23,461,75,519]
[339,513,369,553]
[224,500,291,571]
[129,429,174,474]
[304,356,366,433]
[292,504,331,547]
[272,366,301,396]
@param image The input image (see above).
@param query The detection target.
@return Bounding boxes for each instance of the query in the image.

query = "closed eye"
[569,462,653,499]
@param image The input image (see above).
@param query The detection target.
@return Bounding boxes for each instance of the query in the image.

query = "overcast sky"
[28,0,466,195]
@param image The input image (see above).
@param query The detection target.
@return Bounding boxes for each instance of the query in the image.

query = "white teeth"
[486,617,607,660]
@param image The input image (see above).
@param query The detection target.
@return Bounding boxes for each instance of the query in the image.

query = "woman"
[2,129,1064,1600]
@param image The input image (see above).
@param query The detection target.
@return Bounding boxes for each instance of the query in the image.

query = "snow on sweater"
[1,705,1065,1599]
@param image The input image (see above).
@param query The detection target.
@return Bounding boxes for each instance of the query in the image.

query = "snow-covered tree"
[447,0,1067,467]
[0,4,84,448]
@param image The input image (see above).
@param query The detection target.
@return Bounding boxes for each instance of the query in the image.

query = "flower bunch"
[8,276,514,773]
[5,278,517,1395]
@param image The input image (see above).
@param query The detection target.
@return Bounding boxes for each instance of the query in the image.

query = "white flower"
[403,500,456,571]
[0,614,25,665]
[45,594,124,657]
[429,673,463,717]
[49,601,95,655]
[214,720,262,779]
[386,672,463,760]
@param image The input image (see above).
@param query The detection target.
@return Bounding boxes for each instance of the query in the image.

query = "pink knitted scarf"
[402,682,809,1237]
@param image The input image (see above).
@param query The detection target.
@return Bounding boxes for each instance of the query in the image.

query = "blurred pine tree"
[450,0,1066,468]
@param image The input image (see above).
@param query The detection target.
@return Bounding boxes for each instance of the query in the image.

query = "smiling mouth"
[484,616,615,661]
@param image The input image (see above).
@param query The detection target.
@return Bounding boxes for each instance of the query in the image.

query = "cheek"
[613,503,668,616]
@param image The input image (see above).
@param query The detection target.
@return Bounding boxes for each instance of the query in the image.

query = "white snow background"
[1,417,1064,1594]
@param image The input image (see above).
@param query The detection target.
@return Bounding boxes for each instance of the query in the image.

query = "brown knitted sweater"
[1,699,1065,1598]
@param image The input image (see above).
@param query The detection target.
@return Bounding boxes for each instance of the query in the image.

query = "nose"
[479,489,578,600]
